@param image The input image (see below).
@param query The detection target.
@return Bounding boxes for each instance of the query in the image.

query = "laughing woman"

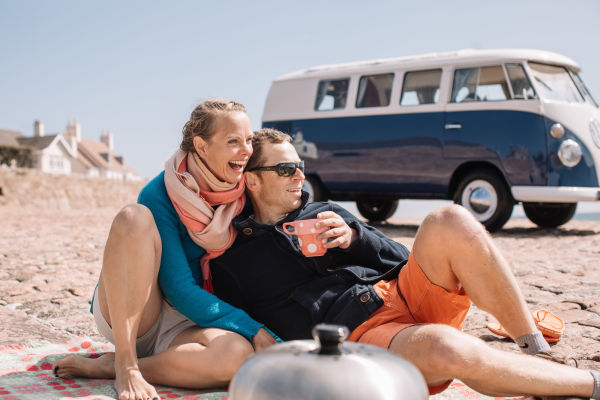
[53,99,277,400]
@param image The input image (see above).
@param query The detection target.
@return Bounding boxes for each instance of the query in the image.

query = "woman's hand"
[315,211,357,249]
[252,328,278,351]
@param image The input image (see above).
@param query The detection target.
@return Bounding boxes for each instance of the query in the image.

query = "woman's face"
[193,112,253,184]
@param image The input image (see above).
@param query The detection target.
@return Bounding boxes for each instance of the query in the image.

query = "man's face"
[250,142,304,217]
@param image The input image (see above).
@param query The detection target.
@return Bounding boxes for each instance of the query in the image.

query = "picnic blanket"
[0,337,525,399]
[0,338,227,399]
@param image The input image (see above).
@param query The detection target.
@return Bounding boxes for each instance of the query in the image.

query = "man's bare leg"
[54,204,163,400]
[389,324,594,397]
[412,204,537,340]
[393,204,595,396]
[55,327,253,389]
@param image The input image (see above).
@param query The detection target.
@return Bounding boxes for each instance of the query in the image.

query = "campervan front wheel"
[356,199,399,222]
[453,170,513,232]
[522,202,577,228]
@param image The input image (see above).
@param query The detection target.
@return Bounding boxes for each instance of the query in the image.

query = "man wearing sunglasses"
[247,160,305,177]
[210,128,599,399]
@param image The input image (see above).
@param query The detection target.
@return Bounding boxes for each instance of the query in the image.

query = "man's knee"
[111,204,157,239]
[427,204,480,229]
[399,325,485,376]
[420,204,486,244]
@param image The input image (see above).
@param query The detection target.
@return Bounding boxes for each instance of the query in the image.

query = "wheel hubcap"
[366,201,384,212]
[469,187,492,213]
[461,180,498,221]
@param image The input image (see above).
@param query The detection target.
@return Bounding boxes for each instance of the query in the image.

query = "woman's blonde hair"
[180,99,247,152]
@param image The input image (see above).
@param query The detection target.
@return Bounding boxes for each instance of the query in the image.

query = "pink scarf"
[164,149,246,293]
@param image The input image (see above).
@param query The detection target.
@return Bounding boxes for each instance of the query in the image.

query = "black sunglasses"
[247,161,304,177]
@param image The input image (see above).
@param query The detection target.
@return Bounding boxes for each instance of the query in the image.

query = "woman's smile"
[228,159,248,173]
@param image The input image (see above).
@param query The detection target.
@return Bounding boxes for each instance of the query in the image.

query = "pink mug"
[283,219,328,257]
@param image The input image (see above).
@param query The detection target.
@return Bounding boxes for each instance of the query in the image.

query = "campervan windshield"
[573,73,599,107]
[529,62,597,105]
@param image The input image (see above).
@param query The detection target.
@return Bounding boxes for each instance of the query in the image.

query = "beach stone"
[0,305,71,345]
[558,308,596,323]
[580,318,600,329]
[50,313,94,329]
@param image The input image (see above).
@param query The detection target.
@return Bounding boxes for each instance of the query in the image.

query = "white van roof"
[275,49,580,81]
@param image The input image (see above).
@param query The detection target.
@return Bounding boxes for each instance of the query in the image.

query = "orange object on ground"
[534,309,564,339]
[486,309,564,343]
[348,252,472,395]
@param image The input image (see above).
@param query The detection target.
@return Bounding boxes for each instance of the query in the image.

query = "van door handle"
[444,123,462,130]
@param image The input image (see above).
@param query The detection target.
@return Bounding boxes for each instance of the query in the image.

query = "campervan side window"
[528,62,584,103]
[505,63,536,99]
[315,78,350,111]
[356,73,394,108]
[451,66,510,102]
[400,69,442,106]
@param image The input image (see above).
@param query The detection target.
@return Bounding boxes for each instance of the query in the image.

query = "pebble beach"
[1,205,599,371]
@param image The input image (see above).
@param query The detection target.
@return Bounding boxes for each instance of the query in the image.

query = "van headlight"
[591,118,600,149]
[558,139,582,167]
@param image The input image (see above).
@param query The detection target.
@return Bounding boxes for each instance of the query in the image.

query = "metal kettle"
[229,324,428,400]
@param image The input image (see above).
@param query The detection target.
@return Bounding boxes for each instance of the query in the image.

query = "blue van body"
[265,111,598,191]
[262,50,600,231]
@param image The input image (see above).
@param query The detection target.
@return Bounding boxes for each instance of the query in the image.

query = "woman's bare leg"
[55,327,254,389]
[55,204,163,400]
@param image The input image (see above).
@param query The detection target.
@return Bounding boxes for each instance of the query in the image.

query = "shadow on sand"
[368,220,598,239]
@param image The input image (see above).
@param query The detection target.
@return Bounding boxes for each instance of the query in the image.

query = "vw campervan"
[262,49,600,231]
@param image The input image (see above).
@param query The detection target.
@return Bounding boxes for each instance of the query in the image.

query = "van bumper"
[511,186,600,203]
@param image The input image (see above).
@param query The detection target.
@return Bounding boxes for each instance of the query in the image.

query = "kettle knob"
[312,324,349,355]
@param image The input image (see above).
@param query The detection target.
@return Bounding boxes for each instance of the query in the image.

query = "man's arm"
[315,204,410,272]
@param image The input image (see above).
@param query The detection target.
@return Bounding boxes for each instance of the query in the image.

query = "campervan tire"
[303,175,326,203]
[453,170,513,232]
[356,199,398,222]
[522,202,577,228]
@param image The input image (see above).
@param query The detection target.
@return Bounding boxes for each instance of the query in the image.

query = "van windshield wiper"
[535,76,553,92]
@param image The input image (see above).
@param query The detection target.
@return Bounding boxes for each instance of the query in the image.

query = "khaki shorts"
[348,252,472,395]
[92,285,197,357]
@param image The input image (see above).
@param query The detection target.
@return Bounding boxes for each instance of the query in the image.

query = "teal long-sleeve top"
[137,171,265,342]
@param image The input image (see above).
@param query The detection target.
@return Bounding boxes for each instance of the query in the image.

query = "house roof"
[0,129,25,147]
[17,134,58,150]
[78,138,137,174]
[76,149,96,169]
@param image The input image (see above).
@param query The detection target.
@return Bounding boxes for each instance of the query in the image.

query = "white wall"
[38,140,71,174]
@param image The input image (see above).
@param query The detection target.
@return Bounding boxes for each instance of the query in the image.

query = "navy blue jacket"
[210,193,411,340]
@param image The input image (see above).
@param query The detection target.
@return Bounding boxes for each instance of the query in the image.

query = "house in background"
[16,120,78,174]
[0,120,141,181]
[63,120,140,181]
[0,128,32,168]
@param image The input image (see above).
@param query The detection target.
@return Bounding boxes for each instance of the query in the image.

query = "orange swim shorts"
[348,252,472,394]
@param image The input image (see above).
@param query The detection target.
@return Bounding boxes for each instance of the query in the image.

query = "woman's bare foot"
[114,365,159,400]
[53,353,159,400]
[53,352,115,379]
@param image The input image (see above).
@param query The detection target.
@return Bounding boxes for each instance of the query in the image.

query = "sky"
[1,0,599,181]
